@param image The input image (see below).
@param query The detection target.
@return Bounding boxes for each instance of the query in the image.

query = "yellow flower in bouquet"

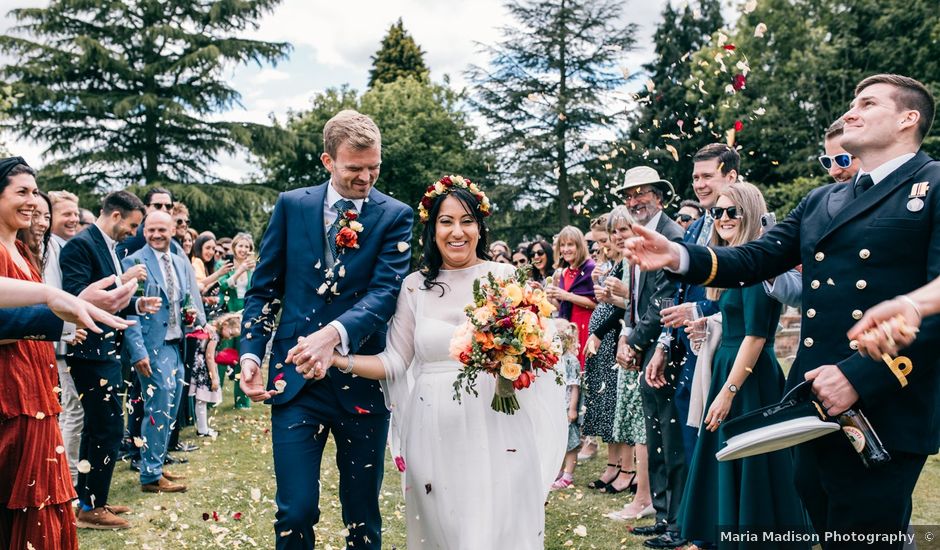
[499,356,522,381]
[504,282,524,307]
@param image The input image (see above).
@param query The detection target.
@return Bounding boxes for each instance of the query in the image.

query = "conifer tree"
[368,18,429,87]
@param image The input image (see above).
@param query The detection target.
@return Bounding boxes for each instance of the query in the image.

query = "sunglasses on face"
[149,202,173,211]
[531,249,546,257]
[676,214,694,223]
[818,153,853,170]
[176,218,190,226]
[709,206,742,220]
[513,259,528,266]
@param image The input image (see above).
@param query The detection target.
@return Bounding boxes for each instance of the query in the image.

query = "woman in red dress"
[0,159,78,550]
[546,226,596,367]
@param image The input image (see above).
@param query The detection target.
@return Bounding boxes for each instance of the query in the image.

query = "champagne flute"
[689,304,708,354]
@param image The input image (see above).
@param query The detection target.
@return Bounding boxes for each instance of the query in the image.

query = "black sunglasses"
[531,249,546,257]
[176,218,190,226]
[513,259,528,266]
[675,214,694,222]
[149,202,173,211]
[709,206,743,220]
[818,153,853,170]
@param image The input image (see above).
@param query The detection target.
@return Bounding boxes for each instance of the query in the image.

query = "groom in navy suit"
[240,110,413,550]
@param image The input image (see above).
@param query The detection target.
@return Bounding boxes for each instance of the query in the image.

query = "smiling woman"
[0,157,80,550]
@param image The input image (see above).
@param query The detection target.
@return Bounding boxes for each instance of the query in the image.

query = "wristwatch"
[727,384,738,394]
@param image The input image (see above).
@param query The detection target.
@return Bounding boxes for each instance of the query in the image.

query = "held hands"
[239,357,274,402]
[624,224,683,272]
[847,298,921,358]
[286,326,340,381]
[805,365,859,416]
[704,388,734,432]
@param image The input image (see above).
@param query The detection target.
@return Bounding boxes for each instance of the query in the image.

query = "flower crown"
[418,175,491,223]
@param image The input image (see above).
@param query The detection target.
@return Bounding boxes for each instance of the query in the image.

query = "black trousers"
[794,432,927,550]
[69,358,124,508]
[639,372,688,533]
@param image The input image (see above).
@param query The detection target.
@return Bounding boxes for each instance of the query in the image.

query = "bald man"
[121,211,205,494]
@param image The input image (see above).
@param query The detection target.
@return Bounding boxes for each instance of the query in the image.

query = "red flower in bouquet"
[336,227,359,249]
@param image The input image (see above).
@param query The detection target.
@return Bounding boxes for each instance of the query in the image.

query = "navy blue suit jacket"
[678,151,940,455]
[0,305,64,341]
[60,224,138,362]
[240,182,413,413]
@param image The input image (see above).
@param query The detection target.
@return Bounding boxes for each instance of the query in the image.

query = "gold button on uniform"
[852,310,863,320]
[811,280,820,289]
[859,249,871,259]
[806,309,816,318]
[804,338,814,348]
[849,340,859,351]
[856,280,867,290]
[815,252,825,261]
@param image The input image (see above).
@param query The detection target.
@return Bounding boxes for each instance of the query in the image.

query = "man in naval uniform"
[624,73,940,549]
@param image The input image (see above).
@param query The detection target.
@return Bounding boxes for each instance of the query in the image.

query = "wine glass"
[689,304,708,354]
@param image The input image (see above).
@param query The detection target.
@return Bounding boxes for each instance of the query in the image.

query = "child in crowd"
[191,312,239,435]
[552,319,583,490]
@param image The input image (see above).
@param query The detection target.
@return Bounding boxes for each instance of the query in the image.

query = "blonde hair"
[554,225,589,269]
[554,318,580,355]
[171,202,189,217]
[230,232,254,255]
[48,190,79,208]
[323,110,382,158]
[707,182,767,300]
[212,311,242,335]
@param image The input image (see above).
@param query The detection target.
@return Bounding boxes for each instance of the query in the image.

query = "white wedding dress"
[379,262,567,549]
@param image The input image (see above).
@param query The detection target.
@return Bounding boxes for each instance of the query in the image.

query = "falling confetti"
[77,460,91,474]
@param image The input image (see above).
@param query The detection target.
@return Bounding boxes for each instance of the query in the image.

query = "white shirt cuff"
[241,353,262,367]
[60,322,76,342]
[135,298,146,315]
[330,320,350,355]
[665,243,691,274]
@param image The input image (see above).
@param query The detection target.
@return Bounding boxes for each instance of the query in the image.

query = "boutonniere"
[336,210,364,251]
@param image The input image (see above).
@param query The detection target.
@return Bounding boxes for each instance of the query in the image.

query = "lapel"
[819,152,932,243]
[142,247,167,297]
[172,254,188,298]
[301,183,328,258]
[351,187,387,251]
[637,213,669,297]
[88,224,117,278]
[824,181,853,220]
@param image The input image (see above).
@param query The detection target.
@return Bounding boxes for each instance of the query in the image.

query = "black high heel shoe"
[587,463,619,489]
[601,469,637,494]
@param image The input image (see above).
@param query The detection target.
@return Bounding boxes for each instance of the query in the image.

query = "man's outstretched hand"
[624,224,683,272]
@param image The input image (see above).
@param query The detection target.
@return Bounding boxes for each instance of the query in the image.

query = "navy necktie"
[328,199,355,259]
[854,174,874,197]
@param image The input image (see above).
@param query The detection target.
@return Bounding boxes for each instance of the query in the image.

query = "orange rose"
[336,227,359,249]
[522,332,541,350]
[475,332,496,350]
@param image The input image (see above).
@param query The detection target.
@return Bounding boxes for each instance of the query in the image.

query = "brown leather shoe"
[142,477,187,493]
[162,470,186,481]
[76,507,131,529]
[104,504,132,515]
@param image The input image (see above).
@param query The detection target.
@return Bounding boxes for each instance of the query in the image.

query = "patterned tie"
[328,199,355,259]
[161,253,178,330]
[854,174,874,197]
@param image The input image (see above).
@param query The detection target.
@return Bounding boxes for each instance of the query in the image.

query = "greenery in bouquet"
[450,266,562,414]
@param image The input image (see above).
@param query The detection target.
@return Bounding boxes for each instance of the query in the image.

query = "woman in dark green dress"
[678,182,811,548]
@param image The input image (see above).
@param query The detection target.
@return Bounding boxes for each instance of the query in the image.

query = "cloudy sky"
[1,0,703,182]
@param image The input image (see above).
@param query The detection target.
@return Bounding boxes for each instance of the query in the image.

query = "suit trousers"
[639,373,687,533]
[138,341,184,485]
[794,432,927,550]
[673,350,699,466]
[69,358,124,508]
[56,357,84,486]
[271,380,389,550]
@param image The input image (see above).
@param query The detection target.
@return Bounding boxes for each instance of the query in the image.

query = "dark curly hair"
[419,187,490,295]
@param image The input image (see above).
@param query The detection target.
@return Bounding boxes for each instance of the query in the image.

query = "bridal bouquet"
[450,267,561,414]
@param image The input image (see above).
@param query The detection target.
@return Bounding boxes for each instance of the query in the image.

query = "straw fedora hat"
[614,166,676,208]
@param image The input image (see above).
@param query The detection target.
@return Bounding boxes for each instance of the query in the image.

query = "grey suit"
[634,212,686,534]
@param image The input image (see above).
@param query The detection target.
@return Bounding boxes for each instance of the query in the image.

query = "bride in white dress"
[329,183,566,549]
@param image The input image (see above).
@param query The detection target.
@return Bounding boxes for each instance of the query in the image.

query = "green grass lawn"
[78,381,940,549]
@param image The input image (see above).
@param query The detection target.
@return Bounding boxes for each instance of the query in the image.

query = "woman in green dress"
[217,232,255,409]
[678,182,811,548]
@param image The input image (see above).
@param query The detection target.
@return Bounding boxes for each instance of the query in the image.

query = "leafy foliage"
[368,18,429,87]
[467,0,638,227]
[0,0,291,188]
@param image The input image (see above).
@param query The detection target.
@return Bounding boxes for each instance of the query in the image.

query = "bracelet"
[896,295,923,322]
[339,354,355,374]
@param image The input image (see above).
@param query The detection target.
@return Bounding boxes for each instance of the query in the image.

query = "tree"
[0,0,291,189]
[368,18,429,87]
[625,0,723,201]
[468,0,638,227]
